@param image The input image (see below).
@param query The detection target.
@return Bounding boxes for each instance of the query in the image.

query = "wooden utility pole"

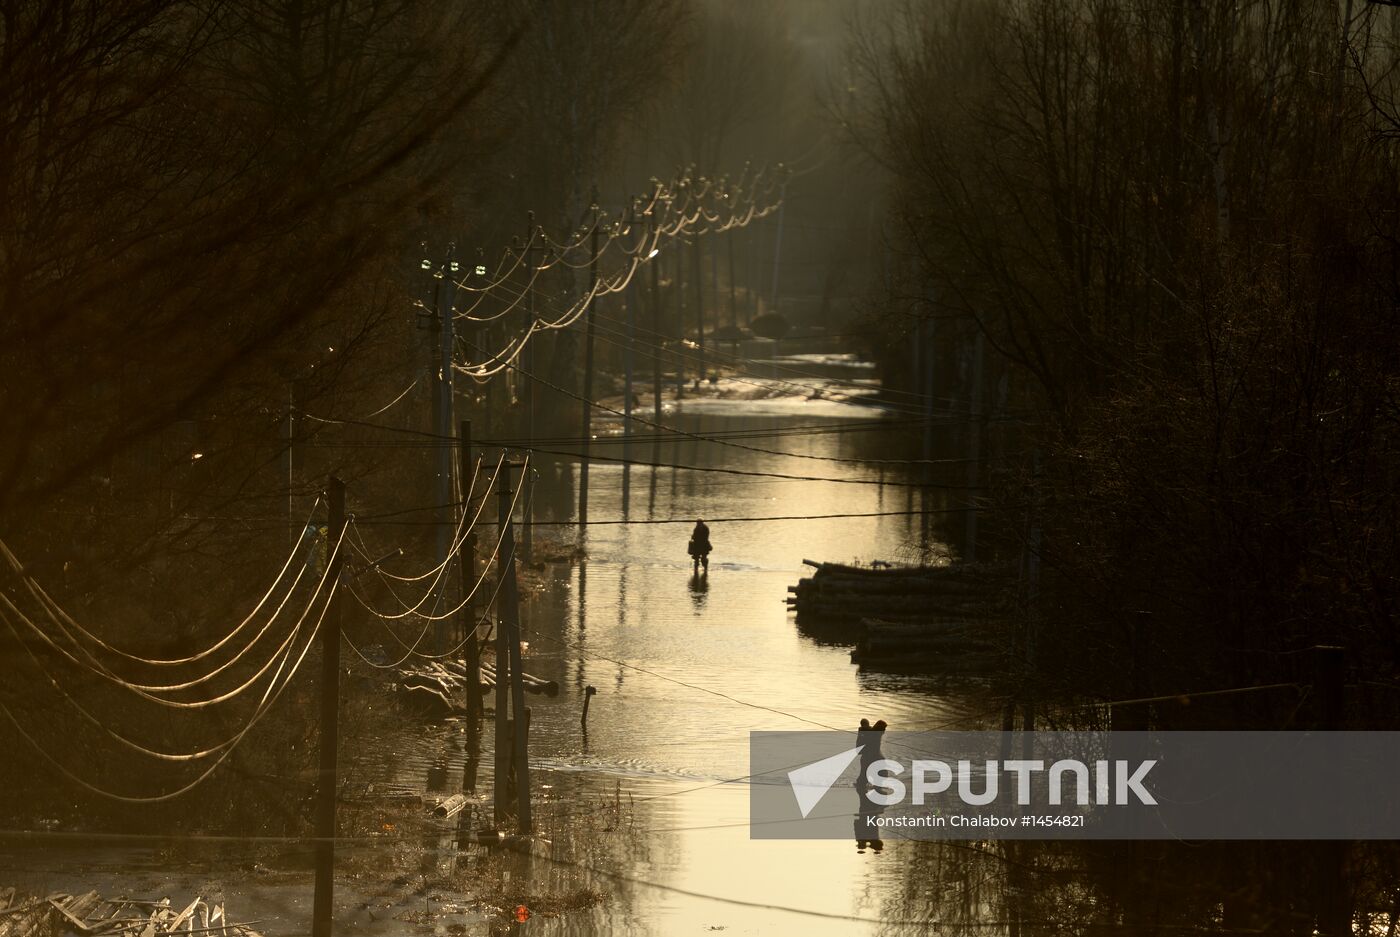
[727,225,739,331]
[650,236,663,419]
[312,477,346,937]
[492,461,513,826]
[710,225,720,335]
[675,229,685,397]
[503,551,532,834]
[693,232,706,381]
[578,200,600,528]
[493,461,532,832]
[523,216,545,563]
[769,179,788,316]
[430,246,457,655]
[623,257,637,509]
[459,422,481,726]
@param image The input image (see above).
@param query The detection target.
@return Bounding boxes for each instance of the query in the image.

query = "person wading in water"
[688,519,712,574]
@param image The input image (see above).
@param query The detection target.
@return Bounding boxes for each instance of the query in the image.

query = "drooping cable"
[0,495,323,668]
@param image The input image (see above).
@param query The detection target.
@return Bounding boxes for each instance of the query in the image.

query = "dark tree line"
[854,1,1400,930]
[0,0,687,827]
[856,0,1400,720]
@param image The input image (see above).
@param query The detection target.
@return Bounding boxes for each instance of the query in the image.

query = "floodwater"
[382,358,1008,935]
[0,355,1011,936]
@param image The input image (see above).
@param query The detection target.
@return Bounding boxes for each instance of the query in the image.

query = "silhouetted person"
[854,719,888,853]
[688,519,712,573]
[856,719,887,795]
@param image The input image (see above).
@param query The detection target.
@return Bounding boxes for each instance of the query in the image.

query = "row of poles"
[418,174,791,618]
[308,171,794,934]
[311,439,535,937]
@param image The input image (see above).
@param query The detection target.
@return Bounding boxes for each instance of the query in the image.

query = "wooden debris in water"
[0,887,263,937]
[397,659,558,716]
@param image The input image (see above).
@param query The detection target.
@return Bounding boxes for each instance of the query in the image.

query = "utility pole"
[502,535,531,834]
[727,224,739,331]
[494,461,532,833]
[312,477,346,937]
[492,460,513,827]
[522,216,545,564]
[430,245,458,654]
[769,177,789,317]
[693,231,706,382]
[459,422,481,727]
[675,245,686,398]
[710,222,720,331]
[578,197,600,529]
[746,223,758,321]
[650,234,663,420]
[623,242,637,509]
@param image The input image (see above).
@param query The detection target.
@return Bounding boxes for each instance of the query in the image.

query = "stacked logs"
[786,559,1012,673]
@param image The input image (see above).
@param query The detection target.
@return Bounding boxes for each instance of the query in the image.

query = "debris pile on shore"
[0,887,261,937]
[786,559,1013,673]
[397,658,559,717]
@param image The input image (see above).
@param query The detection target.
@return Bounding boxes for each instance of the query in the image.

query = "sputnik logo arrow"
[787,746,863,818]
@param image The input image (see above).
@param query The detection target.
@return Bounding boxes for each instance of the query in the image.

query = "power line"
[1,571,339,801]
[344,455,528,625]
[0,528,347,710]
[0,496,324,669]
[347,455,495,585]
[494,509,975,527]
[486,441,974,490]
[449,166,788,377]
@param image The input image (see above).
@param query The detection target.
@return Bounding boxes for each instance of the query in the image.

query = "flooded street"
[10,2,1397,930]
[377,361,1004,935]
[0,360,1012,936]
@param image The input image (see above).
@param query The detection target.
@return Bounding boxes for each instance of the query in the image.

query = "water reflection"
[380,370,1004,934]
[573,562,588,691]
[686,571,708,611]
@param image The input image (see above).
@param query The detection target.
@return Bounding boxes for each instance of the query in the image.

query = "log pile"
[786,559,1014,674]
[0,888,262,937]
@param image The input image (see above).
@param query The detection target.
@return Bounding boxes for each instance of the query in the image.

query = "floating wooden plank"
[432,793,469,818]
